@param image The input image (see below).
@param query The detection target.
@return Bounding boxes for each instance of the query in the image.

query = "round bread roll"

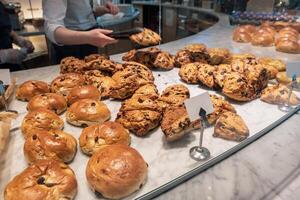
[66,85,101,105]
[50,73,85,96]
[16,80,49,101]
[66,99,111,127]
[21,109,64,138]
[27,93,67,114]
[24,129,77,164]
[251,32,274,46]
[79,122,130,156]
[86,145,148,199]
[4,159,77,200]
[275,39,300,54]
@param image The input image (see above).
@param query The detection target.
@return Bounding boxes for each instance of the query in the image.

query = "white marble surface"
[1,6,300,200]
[1,66,299,200]
[154,113,300,200]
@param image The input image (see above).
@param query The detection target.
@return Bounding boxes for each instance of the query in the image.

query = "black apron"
[50,39,98,65]
[0,2,22,71]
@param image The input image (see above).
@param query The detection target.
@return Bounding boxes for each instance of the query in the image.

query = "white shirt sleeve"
[42,0,67,44]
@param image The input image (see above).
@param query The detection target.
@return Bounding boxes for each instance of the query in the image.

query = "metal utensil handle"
[198,108,209,149]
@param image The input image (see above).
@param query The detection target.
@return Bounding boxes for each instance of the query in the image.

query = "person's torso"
[0,2,13,49]
[64,0,97,30]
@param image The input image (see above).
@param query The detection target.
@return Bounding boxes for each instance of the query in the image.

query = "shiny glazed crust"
[79,122,130,156]
[50,73,86,96]
[21,109,64,139]
[66,99,111,127]
[16,80,49,101]
[4,160,77,200]
[86,145,148,199]
[24,129,77,164]
[66,85,101,105]
[27,93,67,114]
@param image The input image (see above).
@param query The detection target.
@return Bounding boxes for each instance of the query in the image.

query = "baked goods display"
[84,70,117,99]
[207,94,236,125]
[84,54,109,63]
[21,109,64,138]
[86,145,148,199]
[4,159,77,200]
[208,48,232,65]
[122,47,175,70]
[129,28,161,46]
[110,62,155,99]
[15,80,49,101]
[179,53,269,102]
[66,85,101,105]
[232,25,256,43]
[232,24,300,54]
[214,111,249,142]
[116,84,162,136]
[50,73,86,96]
[157,84,190,110]
[6,36,300,199]
[275,27,300,54]
[27,93,67,114]
[60,56,88,74]
[66,99,111,127]
[24,129,77,164]
[79,122,130,156]
[260,84,300,106]
[174,43,210,67]
[161,106,201,141]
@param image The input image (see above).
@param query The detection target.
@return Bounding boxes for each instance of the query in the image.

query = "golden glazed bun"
[4,159,77,200]
[79,122,130,156]
[275,39,300,54]
[86,145,148,199]
[21,109,64,138]
[66,99,111,127]
[16,80,49,101]
[24,130,77,164]
[27,93,67,114]
[50,73,86,96]
[66,85,101,105]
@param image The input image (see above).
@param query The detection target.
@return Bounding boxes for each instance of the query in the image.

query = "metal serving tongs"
[0,80,18,114]
[108,27,144,39]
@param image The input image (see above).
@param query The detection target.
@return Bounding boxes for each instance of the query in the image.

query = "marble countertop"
[9,5,300,200]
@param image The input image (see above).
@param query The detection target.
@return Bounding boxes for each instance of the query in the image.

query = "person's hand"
[0,49,27,64]
[84,29,117,47]
[105,2,119,15]
[15,36,34,53]
[94,6,110,16]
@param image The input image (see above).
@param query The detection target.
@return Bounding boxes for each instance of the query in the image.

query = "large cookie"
[260,84,300,106]
[214,112,249,142]
[179,63,200,84]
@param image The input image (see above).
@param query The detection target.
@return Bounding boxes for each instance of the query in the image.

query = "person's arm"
[54,27,117,47]
[43,0,116,47]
